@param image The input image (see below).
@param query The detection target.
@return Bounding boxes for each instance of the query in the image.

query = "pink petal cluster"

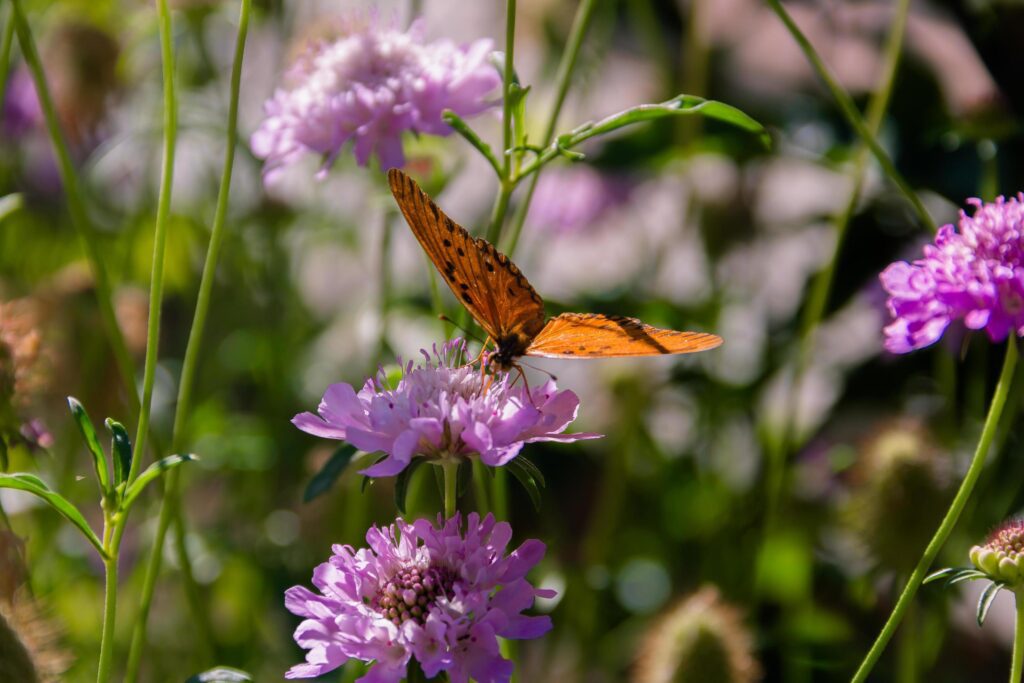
[252,18,500,180]
[285,513,555,682]
[293,339,599,477]
[881,195,1024,353]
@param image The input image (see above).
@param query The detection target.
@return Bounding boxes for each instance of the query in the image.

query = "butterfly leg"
[462,337,494,370]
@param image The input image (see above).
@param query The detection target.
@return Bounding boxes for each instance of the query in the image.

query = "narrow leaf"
[394,458,426,515]
[67,397,109,493]
[185,667,253,683]
[122,454,197,510]
[0,472,104,556]
[512,456,546,489]
[303,444,358,503]
[924,567,958,585]
[977,581,1004,626]
[442,110,501,177]
[948,571,988,587]
[506,460,542,512]
[105,418,133,488]
[509,83,530,152]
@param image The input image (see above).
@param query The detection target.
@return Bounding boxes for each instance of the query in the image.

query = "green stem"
[96,551,118,683]
[10,0,139,416]
[765,0,936,234]
[0,6,16,105]
[852,338,1019,682]
[442,460,458,519]
[485,181,513,244]
[124,0,251,678]
[129,0,177,480]
[1012,591,1024,683]
[502,0,598,255]
[501,0,516,180]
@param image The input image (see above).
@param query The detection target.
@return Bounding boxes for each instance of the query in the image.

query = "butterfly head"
[489,334,530,373]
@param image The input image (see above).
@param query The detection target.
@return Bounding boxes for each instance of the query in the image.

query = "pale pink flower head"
[252,17,500,180]
[293,339,600,477]
[528,165,633,235]
[285,513,555,682]
[881,195,1024,353]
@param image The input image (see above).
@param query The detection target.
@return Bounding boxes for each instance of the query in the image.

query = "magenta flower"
[252,17,500,180]
[881,195,1024,353]
[285,513,555,682]
[293,339,599,477]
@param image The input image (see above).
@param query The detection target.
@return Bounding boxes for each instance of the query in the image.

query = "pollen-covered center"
[372,564,458,627]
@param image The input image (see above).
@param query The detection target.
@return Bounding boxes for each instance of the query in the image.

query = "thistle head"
[970,519,1024,587]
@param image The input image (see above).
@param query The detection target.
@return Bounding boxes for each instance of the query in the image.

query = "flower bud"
[970,519,1024,587]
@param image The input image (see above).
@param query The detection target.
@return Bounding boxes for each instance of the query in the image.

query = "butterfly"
[387,168,722,371]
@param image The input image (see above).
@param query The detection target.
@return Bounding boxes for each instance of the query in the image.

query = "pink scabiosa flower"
[285,513,555,682]
[880,195,1024,353]
[293,338,599,477]
[252,17,501,180]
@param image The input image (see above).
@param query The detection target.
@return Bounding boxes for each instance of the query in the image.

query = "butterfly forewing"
[388,169,546,340]
[526,313,722,358]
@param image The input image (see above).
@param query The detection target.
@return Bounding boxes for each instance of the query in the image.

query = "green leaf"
[442,111,501,177]
[923,567,958,585]
[303,444,358,503]
[67,397,109,494]
[394,458,426,515]
[948,570,988,587]
[509,83,530,153]
[511,456,545,488]
[977,581,1004,626]
[185,667,253,683]
[517,94,769,180]
[506,459,542,512]
[105,418,133,489]
[0,472,104,556]
[122,454,197,511]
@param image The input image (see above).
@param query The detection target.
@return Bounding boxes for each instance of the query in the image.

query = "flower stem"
[765,0,936,234]
[96,550,118,683]
[0,7,16,105]
[129,0,177,480]
[124,0,251,678]
[442,461,458,519]
[501,0,516,181]
[10,0,140,416]
[502,0,598,256]
[852,338,1019,682]
[1012,591,1024,683]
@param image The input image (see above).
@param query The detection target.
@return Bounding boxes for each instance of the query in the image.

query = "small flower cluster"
[881,195,1024,353]
[285,513,554,682]
[252,17,500,179]
[293,338,599,477]
[970,519,1024,586]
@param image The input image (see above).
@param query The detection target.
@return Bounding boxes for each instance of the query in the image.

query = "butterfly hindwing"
[388,169,546,340]
[526,312,722,358]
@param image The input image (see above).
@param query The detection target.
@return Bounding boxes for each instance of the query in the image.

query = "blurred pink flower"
[881,195,1024,353]
[285,512,555,682]
[293,339,600,477]
[252,17,500,180]
[528,166,633,235]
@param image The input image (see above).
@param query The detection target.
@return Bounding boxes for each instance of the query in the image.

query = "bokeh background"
[3,0,1024,680]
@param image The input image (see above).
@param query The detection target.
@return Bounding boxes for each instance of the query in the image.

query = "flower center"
[372,564,458,627]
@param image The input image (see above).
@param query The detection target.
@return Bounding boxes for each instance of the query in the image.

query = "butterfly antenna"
[518,359,558,383]
[439,314,486,345]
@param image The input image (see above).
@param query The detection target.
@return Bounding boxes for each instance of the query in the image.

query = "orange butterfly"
[387,168,722,371]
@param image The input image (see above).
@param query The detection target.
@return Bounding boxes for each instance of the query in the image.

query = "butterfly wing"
[526,313,722,358]
[388,169,546,341]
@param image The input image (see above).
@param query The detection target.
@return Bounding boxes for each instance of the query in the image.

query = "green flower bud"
[970,520,1024,587]
[632,587,760,683]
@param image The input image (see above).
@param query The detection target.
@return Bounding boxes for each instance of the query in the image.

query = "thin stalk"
[1012,591,1024,683]
[485,182,513,244]
[125,1,251,678]
[501,0,516,181]
[0,7,16,105]
[443,460,458,519]
[502,0,598,255]
[128,0,177,480]
[765,0,936,234]
[10,0,139,415]
[96,551,119,683]
[852,338,1019,682]
[472,460,491,514]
